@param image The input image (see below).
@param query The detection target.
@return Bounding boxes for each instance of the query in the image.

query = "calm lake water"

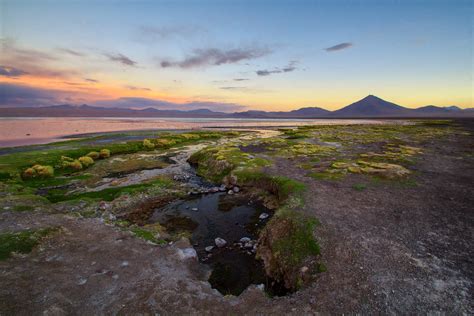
[0,117,387,148]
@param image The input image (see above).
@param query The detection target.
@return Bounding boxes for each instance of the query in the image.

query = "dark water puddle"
[150,192,289,296]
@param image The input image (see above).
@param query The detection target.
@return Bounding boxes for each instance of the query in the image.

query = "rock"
[177,248,198,260]
[227,190,234,195]
[98,201,110,211]
[215,237,227,248]
[256,284,265,291]
[244,242,253,249]
[232,186,240,193]
[77,277,87,285]
[191,207,198,211]
[210,187,219,193]
[205,246,214,252]
[259,213,269,220]
[240,237,251,243]
[121,261,129,267]
[219,184,227,192]
[301,266,309,273]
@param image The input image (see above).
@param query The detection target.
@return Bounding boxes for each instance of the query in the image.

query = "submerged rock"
[215,237,227,248]
[240,237,251,243]
[259,213,269,220]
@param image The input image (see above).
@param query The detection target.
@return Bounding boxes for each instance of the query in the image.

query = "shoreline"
[0,117,390,148]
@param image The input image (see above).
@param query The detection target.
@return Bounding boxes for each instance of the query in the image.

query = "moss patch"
[0,227,60,260]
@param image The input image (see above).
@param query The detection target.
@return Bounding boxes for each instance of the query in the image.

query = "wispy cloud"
[0,39,78,78]
[324,42,353,52]
[1,38,57,63]
[160,46,271,69]
[0,65,29,77]
[233,78,249,81]
[104,53,137,66]
[256,61,298,76]
[84,78,99,83]
[219,86,247,91]
[57,48,86,57]
[124,85,151,91]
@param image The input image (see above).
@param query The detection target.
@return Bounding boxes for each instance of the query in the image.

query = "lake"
[0,117,387,148]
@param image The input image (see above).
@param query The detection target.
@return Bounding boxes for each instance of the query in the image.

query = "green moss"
[45,177,174,202]
[272,208,320,266]
[317,262,327,273]
[0,227,59,260]
[131,226,167,245]
[12,205,35,212]
[352,183,367,191]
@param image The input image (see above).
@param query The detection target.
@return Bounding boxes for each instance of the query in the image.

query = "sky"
[0,0,472,112]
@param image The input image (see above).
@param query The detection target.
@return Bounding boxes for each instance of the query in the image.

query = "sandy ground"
[0,122,472,314]
[0,117,387,147]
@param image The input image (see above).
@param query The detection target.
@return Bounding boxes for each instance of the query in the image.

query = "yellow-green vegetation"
[143,139,155,150]
[21,164,54,179]
[78,156,94,167]
[189,145,271,183]
[61,158,83,170]
[0,227,59,260]
[277,142,335,157]
[130,223,168,245]
[86,151,100,160]
[99,149,111,158]
[142,131,232,150]
[296,121,459,182]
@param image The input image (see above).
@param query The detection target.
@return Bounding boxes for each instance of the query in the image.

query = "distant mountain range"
[0,95,472,118]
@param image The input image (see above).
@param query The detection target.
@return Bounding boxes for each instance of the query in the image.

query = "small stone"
[244,242,253,249]
[121,261,129,267]
[227,190,234,195]
[205,246,214,252]
[191,207,198,211]
[259,213,269,220]
[177,248,198,260]
[99,201,110,211]
[256,284,264,290]
[215,237,227,248]
[232,186,240,193]
[240,237,251,243]
[301,266,309,273]
[210,187,219,193]
[77,277,87,285]
[219,184,227,192]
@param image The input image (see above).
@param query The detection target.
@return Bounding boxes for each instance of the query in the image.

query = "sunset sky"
[0,0,472,112]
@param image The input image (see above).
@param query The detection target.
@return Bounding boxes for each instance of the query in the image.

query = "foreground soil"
[0,120,473,314]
